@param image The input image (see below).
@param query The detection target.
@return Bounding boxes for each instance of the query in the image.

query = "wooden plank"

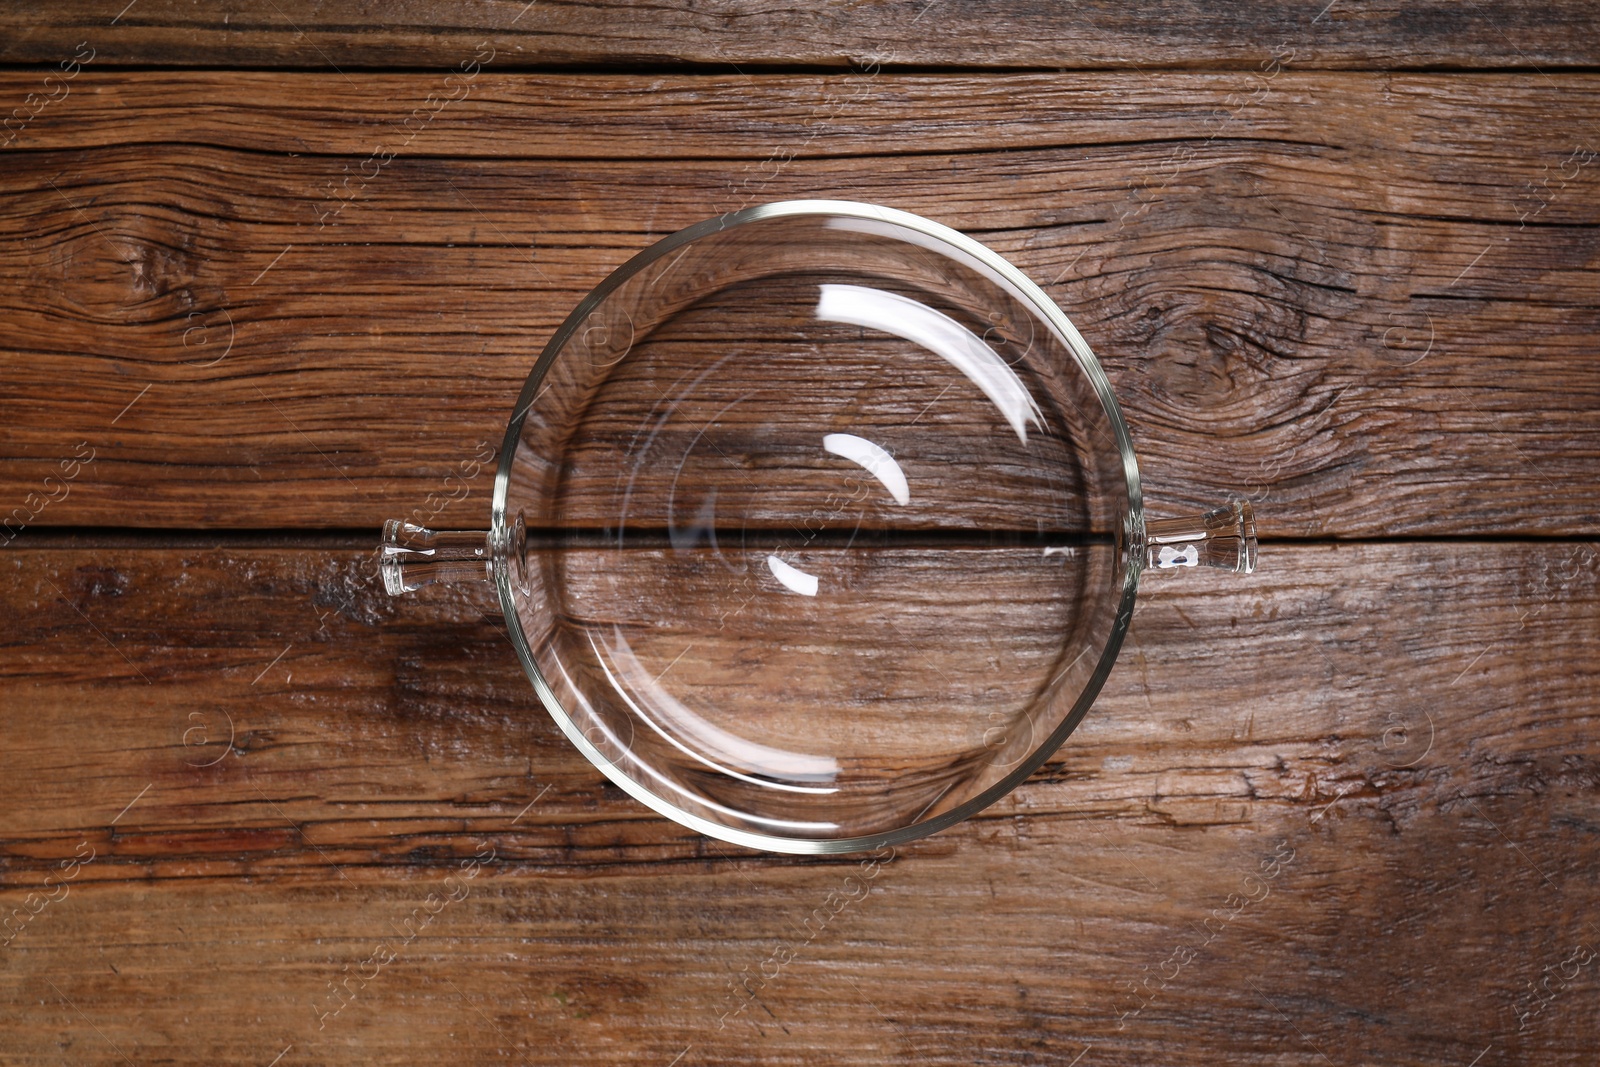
[0,538,1594,866]
[1,72,1597,539]
[1,540,1597,1062]
[1,1,1598,71]
[4,805,1598,1066]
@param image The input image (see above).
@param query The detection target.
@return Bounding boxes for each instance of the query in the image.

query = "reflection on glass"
[815,283,1043,443]
[766,554,820,597]
[595,627,840,791]
[823,432,910,506]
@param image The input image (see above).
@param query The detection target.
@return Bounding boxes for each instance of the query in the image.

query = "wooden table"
[3,4,1598,1064]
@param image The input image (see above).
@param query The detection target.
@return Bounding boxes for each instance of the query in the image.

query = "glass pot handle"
[379,521,492,594]
[378,517,526,595]
[1141,501,1257,575]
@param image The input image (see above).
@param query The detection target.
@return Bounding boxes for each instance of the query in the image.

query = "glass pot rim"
[486,198,1147,855]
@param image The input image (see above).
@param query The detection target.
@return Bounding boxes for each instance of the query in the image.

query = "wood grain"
[0,539,1597,1064]
[1,72,1598,537]
[1,1,1598,70]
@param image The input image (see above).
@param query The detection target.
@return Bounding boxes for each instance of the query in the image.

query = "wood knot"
[1135,277,1308,410]
[46,199,201,323]
[26,174,233,364]
[1086,231,1356,429]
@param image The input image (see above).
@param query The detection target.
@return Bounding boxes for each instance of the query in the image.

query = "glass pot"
[379,200,1256,854]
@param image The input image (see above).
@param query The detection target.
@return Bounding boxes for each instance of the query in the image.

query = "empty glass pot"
[380,200,1256,854]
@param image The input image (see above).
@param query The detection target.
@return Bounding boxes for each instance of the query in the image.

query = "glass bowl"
[379,200,1256,854]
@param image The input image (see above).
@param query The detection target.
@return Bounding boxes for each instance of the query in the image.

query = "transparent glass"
[379,201,1256,854]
